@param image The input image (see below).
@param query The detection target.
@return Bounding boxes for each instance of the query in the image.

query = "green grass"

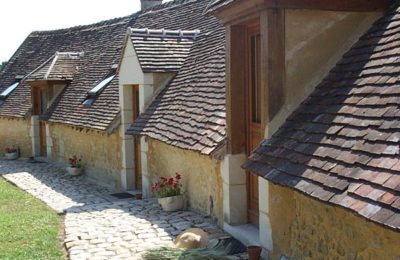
[0,178,65,260]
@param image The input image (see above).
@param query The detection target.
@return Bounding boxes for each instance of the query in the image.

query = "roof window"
[0,75,24,99]
[0,82,19,98]
[82,72,116,107]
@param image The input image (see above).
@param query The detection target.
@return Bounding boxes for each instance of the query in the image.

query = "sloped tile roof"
[0,0,209,131]
[244,3,400,230]
[0,15,134,127]
[27,52,83,81]
[130,28,198,73]
[204,0,236,14]
[126,0,226,155]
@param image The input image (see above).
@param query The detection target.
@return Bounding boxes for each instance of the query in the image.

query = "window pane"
[82,97,95,107]
[41,90,47,114]
[0,82,19,97]
[88,74,115,95]
[251,35,261,124]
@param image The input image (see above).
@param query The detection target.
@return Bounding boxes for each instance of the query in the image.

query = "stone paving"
[0,159,246,260]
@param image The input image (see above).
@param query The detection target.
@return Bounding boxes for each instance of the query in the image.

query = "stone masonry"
[0,159,246,260]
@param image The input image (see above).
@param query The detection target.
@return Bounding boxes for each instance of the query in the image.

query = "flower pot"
[5,152,18,160]
[158,195,184,212]
[247,245,262,260]
[66,167,83,176]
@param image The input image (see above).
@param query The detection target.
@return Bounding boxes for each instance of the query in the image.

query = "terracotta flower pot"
[158,195,184,211]
[66,167,83,176]
[5,152,18,160]
[247,245,262,260]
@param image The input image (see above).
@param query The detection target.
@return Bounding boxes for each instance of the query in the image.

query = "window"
[82,74,115,107]
[250,34,261,124]
[0,82,19,98]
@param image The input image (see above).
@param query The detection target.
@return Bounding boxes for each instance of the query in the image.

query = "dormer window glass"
[88,74,115,95]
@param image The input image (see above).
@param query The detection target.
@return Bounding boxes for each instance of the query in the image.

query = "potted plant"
[4,145,18,160]
[66,155,83,176]
[152,172,184,211]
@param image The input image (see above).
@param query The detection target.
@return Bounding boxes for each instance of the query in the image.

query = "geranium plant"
[152,172,182,198]
[68,155,82,168]
[5,145,17,153]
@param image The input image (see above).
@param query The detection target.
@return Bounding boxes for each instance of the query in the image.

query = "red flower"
[159,184,165,188]
[175,172,181,180]
[173,183,178,189]
[168,178,174,185]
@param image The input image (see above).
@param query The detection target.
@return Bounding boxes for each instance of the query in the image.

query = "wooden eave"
[27,79,70,87]
[215,0,390,24]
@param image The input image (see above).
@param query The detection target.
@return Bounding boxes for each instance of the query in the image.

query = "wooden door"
[132,86,142,190]
[34,86,47,156]
[246,25,262,226]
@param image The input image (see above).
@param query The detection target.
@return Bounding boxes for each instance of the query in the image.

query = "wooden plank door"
[39,87,47,156]
[132,86,142,190]
[246,25,262,226]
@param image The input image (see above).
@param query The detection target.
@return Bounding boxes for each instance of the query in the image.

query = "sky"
[0,0,172,62]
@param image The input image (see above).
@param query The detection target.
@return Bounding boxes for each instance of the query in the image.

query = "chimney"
[141,0,162,10]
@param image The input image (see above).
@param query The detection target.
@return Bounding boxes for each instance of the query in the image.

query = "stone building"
[121,0,227,222]
[206,0,400,258]
[0,15,133,189]
[0,0,228,218]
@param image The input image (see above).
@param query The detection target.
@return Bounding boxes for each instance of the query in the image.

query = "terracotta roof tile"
[244,2,400,230]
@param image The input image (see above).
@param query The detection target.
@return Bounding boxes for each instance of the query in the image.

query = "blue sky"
[0,0,172,62]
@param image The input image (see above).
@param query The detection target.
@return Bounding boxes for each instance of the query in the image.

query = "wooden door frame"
[32,85,48,156]
[245,22,262,226]
[132,85,142,190]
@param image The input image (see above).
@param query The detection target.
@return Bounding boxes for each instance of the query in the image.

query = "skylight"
[82,74,116,107]
[0,82,19,98]
[88,74,115,95]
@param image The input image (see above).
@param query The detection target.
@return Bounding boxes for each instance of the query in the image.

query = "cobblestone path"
[0,159,244,260]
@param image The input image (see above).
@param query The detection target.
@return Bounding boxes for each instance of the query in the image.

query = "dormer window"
[83,71,116,107]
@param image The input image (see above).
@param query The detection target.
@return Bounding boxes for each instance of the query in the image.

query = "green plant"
[68,155,82,168]
[151,172,182,198]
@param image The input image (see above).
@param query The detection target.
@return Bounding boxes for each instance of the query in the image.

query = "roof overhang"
[27,79,70,87]
[212,0,391,24]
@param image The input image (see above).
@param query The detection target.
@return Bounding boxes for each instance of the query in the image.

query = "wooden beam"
[214,0,389,23]
[226,24,247,154]
[265,0,390,12]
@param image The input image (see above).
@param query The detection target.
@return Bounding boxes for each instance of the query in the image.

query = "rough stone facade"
[147,139,223,225]
[267,184,400,259]
[49,123,122,189]
[0,117,31,157]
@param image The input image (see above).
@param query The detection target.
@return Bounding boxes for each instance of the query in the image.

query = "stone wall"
[267,183,400,259]
[147,139,224,225]
[49,123,122,190]
[0,117,31,157]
